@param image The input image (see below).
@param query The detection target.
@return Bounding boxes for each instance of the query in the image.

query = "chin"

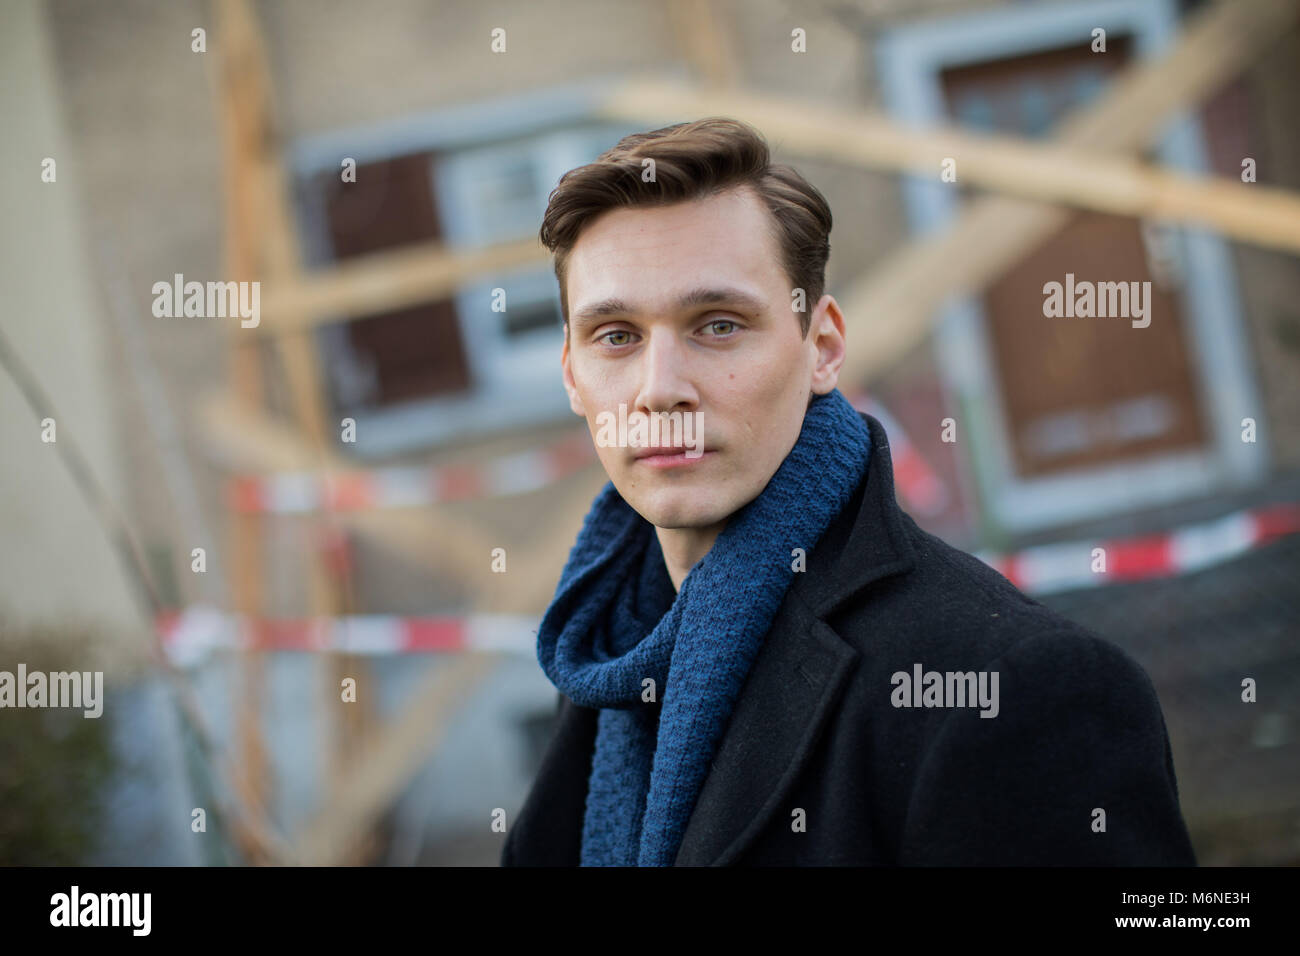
[626,489,733,530]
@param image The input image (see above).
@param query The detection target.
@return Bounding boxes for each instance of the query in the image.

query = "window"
[876,0,1265,532]
[290,88,642,459]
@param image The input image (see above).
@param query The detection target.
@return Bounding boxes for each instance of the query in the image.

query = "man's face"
[560,185,845,531]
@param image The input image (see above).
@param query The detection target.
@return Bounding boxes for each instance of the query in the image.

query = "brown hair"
[538,117,832,338]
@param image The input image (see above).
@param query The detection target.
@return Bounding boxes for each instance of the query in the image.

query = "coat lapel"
[672,411,916,865]
[673,593,858,865]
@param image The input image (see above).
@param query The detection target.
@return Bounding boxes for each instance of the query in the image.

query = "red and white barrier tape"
[159,502,1300,664]
[227,430,595,513]
[978,502,1300,595]
[157,605,538,667]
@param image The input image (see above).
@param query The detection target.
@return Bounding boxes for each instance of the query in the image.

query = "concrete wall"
[0,0,144,671]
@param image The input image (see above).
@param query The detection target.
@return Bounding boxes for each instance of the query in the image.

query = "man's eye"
[598,330,634,347]
[704,319,738,336]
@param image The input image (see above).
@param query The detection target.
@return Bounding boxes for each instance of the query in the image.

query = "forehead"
[565,186,786,313]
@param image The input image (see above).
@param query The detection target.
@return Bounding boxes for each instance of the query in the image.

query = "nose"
[633,327,699,416]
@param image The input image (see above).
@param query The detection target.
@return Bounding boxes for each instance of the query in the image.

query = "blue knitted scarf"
[537,389,871,866]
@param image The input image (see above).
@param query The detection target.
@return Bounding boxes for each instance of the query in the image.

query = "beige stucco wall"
[0,0,145,669]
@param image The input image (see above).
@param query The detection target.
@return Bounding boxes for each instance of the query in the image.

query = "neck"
[655,520,727,592]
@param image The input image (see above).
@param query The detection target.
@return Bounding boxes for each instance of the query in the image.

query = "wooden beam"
[256,237,549,334]
[216,0,331,444]
[667,0,741,90]
[830,0,1300,387]
[296,653,503,865]
[840,197,1059,385]
[216,36,264,407]
[214,0,278,863]
[228,507,275,863]
[305,519,371,813]
[216,0,374,863]
[593,80,1300,256]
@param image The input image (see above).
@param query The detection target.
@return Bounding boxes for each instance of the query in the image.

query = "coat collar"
[673,411,917,865]
[790,411,918,619]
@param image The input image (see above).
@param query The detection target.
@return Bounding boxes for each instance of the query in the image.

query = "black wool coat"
[501,412,1197,866]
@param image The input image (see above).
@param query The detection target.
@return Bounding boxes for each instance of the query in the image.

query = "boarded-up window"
[319,152,472,404]
[940,39,1209,478]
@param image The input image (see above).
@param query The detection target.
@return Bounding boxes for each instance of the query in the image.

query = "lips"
[633,445,700,460]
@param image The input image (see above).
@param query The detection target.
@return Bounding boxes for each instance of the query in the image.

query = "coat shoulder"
[812,516,1193,865]
[828,511,1096,670]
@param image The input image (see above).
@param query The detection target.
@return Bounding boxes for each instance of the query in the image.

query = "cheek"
[573,359,624,402]
[745,350,806,415]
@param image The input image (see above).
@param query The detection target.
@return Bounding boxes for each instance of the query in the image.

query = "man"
[501,117,1196,867]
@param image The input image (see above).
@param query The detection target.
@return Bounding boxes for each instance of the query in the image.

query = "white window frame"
[875,0,1267,534]
[287,78,649,458]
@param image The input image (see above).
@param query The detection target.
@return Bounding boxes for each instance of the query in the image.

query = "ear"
[808,294,847,396]
[560,332,587,417]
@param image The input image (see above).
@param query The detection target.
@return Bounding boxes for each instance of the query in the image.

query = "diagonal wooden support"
[595,80,1300,256]
[296,652,504,866]
[832,0,1300,386]
[588,0,1298,386]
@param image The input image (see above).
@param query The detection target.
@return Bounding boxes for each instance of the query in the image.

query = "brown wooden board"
[941,39,1209,478]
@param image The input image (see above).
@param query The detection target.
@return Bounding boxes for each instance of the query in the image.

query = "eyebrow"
[570,286,768,334]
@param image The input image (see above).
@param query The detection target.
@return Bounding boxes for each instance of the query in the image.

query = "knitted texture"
[537,389,872,865]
